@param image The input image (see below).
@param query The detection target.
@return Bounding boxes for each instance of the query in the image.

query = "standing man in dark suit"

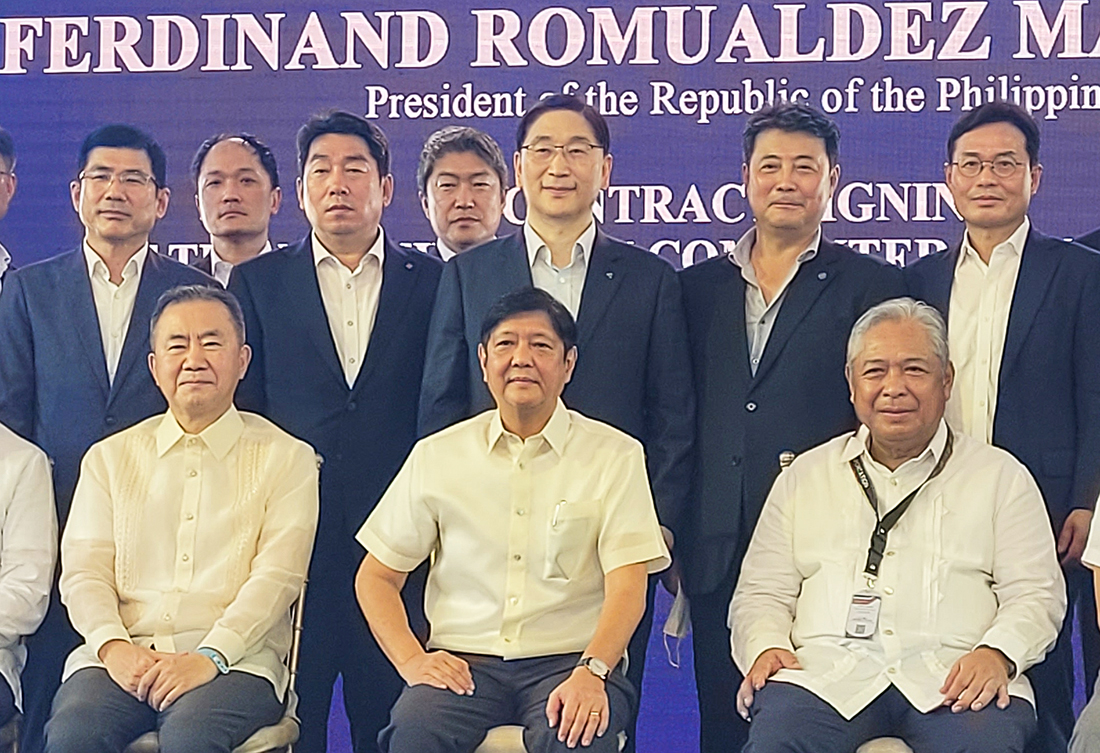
[191,133,282,286]
[0,126,17,293]
[228,111,442,753]
[1077,228,1100,251]
[907,101,1100,753]
[0,124,212,753]
[679,103,904,753]
[418,94,694,752]
[417,126,507,261]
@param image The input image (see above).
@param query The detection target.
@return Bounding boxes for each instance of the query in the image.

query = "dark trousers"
[1026,564,1087,753]
[745,681,1035,753]
[295,538,423,753]
[379,653,637,753]
[1071,676,1100,752]
[44,667,283,753]
[20,592,80,753]
[692,568,750,753]
[621,575,657,753]
[0,674,15,729]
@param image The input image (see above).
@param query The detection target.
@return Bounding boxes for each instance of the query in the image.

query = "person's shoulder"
[785,431,853,474]
[234,239,308,278]
[148,251,217,285]
[568,409,644,455]
[387,238,443,270]
[1029,228,1100,269]
[679,252,735,287]
[7,247,81,285]
[821,238,901,275]
[238,411,317,458]
[452,233,522,268]
[0,422,47,466]
[598,232,674,273]
[91,414,161,456]
[950,430,1035,481]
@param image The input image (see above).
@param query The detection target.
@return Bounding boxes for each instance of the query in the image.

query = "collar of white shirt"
[434,238,458,263]
[486,398,571,458]
[311,228,385,272]
[155,405,245,460]
[83,241,148,283]
[958,216,1030,269]
[523,221,596,271]
[727,225,821,273]
[0,242,9,275]
[211,240,272,281]
[841,419,951,474]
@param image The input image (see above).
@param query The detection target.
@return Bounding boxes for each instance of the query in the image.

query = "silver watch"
[577,656,611,680]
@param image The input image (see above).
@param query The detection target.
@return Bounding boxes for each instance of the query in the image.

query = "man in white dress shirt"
[731,297,1064,753]
[356,288,670,753]
[191,133,282,286]
[0,422,56,728]
[44,285,318,753]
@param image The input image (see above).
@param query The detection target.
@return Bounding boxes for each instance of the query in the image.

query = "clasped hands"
[99,639,219,712]
[737,646,1014,721]
[398,650,610,749]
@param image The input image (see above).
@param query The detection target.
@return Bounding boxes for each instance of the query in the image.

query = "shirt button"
[513,554,522,561]
[182,554,189,562]
[751,358,759,365]
[884,629,894,636]
[348,357,356,364]
[886,551,895,557]
[189,470,197,477]
[346,283,352,290]
[509,597,518,605]
[884,587,894,595]
[186,514,194,521]
[746,402,757,412]
[518,461,525,470]
[888,667,897,674]
[516,510,525,516]
[558,277,566,284]
[890,478,898,486]
[163,614,171,621]
[504,637,512,643]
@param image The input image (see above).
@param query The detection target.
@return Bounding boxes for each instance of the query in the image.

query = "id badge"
[845,592,881,639]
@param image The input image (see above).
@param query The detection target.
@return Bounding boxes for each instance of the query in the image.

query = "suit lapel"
[1001,230,1060,373]
[751,245,839,385]
[710,261,753,386]
[63,250,110,400]
[109,251,168,403]
[279,241,346,389]
[352,240,418,393]
[575,232,624,351]
[924,246,958,319]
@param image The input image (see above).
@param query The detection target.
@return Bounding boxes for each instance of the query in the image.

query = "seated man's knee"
[381,685,484,753]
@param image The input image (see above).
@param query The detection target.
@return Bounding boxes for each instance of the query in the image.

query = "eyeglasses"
[78,169,158,190]
[948,158,1026,178]
[520,141,602,165]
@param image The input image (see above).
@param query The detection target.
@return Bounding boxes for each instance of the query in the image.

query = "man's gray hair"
[847,297,949,370]
[149,284,246,348]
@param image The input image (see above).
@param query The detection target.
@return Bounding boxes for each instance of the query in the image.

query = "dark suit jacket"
[680,239,905,595]
[0,248,213,523]
[229,234,442,547]
[1076,228,1100,251]
[418,229,695,532]
[907,228,1100,531]
[190,252,213,276]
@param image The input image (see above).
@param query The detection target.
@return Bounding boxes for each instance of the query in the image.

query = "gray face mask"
[661,587,691,668]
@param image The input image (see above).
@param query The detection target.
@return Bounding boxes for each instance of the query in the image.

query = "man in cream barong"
[44,285,319,753]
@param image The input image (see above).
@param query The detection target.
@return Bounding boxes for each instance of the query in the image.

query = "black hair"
[479,288,577,355]
[946,101,1041,166]
[742,102,840,167]
[192,133,280,189]
[0,127,14,172]
[79,124,167,187]
[516,94,610,153]
[297,110,390,176]
[417,126,508,195]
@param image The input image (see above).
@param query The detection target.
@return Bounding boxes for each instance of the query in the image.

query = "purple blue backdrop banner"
[2,0,1099,269]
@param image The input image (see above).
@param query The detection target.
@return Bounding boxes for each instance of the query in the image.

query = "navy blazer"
[906,228,1100,530]
[229,235,442,542]
[680,239,905,594]
[418,229,695,532]
[0,248,213,523]
[1077,228,1100,251]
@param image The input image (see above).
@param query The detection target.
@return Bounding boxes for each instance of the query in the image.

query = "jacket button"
[346,401,357,412]
[745,402,757,412]
[105,416,117,427]
[730,457,740,467]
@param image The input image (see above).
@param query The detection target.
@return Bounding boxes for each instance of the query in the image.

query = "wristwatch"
[196,647,230,675]
[577,656,611,681]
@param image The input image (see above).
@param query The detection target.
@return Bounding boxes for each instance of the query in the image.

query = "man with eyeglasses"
[908,100,1100,753]
[191,133,282,286]
[0,124,211,753]
[0,126,16,293]
[419,94,694,751]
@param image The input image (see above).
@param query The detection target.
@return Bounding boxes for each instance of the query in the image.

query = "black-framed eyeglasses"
[520,141,602,165]
[78,169,158,190]
[948,158,1026,178]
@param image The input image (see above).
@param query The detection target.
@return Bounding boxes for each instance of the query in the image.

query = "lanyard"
[849,428,954,584]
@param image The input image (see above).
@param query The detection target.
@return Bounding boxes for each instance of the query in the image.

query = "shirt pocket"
[544,500,600,582]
